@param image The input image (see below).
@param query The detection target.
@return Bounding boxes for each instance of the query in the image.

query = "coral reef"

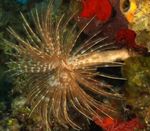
[0,0,149,131]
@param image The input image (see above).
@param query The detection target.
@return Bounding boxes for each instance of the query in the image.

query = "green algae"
[123,56,150,102]
[123,56,150,127]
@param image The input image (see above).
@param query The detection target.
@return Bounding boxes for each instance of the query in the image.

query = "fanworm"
[6,3,135,130]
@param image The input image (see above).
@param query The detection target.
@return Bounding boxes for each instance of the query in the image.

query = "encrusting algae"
[120,0,150,51]
[6,1,139,130]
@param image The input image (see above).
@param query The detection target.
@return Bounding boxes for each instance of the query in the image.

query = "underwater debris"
[6,1,139,130]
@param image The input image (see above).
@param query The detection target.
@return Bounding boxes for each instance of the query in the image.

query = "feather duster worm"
[6,3,136,130]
